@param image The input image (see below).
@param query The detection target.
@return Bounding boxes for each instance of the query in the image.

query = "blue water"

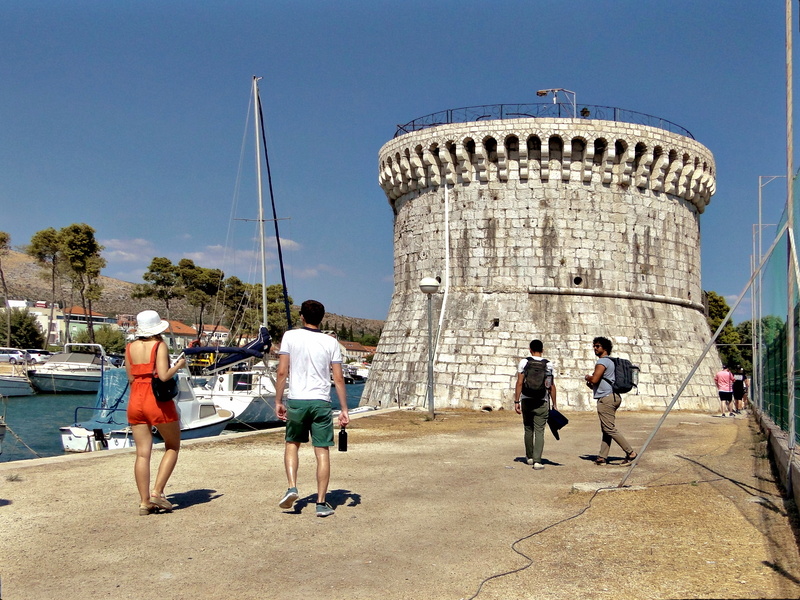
[0,383,364,464]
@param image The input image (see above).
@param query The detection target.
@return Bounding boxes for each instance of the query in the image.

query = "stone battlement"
[379,119,715,213]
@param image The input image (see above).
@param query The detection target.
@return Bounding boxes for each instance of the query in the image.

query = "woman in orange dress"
[126,310,186,516]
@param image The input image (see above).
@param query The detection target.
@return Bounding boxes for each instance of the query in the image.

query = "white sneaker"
[526,458,534,465]
[533,462,544,470]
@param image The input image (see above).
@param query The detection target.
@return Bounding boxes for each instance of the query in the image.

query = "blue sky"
[0,1,792,321]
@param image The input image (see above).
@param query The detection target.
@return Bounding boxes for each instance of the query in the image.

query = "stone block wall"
[361,118,721,411]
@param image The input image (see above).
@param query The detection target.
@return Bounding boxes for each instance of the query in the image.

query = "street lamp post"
[419,277,440,419]
[755,175,785,412]
[536,88,577,118]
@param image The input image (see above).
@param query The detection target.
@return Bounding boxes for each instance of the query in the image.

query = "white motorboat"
[59,367,233,453]
[29,343,109,394]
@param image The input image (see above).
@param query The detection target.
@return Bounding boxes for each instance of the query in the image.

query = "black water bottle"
[338,425,348,452]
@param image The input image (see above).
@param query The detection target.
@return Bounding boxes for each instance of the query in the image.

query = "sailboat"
[186,76,292,426]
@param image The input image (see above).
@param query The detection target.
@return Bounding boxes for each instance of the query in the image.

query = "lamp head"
[419,277,440,295]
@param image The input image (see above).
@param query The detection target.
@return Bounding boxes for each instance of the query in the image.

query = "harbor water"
[0,384,364,464]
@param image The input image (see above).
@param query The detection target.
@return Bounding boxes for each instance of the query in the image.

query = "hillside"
[1,250,385,337]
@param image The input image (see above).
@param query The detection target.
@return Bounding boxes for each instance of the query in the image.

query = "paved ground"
[1,407,800,600]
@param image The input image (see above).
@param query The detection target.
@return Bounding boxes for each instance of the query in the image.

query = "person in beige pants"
[584,336,637,466]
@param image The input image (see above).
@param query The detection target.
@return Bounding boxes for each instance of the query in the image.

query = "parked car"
[0,348,31,364]
[25,349,53,364]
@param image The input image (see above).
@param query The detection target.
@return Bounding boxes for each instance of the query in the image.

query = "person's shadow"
[514,457,563,467]
[166,488,222,510]
[286,489,361,514]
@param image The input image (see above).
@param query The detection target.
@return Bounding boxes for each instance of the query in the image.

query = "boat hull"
[196,391,278,424]
[193,370,280,424]
[60,426,135,452]
[30,373,100,394]
[0,375,36,397]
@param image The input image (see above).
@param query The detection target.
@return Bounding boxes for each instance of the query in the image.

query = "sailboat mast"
[252,76,269,329]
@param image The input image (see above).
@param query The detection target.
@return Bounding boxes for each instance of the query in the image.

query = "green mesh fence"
[757,175,800,440]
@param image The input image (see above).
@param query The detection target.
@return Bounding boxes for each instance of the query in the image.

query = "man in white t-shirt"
[275,300,349,517]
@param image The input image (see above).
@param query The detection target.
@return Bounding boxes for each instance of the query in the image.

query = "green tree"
[74,325,126,354]
[706,290,744,368]
[132,257,184,322]
[217,276,253,342]
[177,259,223,342]
[0,231,10,346]
[737,315,786,373]
[59,224,105,344]
[355,332,380,346]
[760,315,786,347]
[265,284,296,341]
[26,227,64,346]
[0,308,45,349]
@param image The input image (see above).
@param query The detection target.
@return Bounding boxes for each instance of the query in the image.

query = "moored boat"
[59,367,233,453]
[29,343,109,394]
[0,363,35,396]
[192,363,279,424]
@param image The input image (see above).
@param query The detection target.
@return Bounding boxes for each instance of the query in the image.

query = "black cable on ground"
[463,457,742,600]
[462,486,608,600]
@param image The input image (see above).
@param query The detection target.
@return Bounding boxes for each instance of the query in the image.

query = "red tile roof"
[65,305,106,317]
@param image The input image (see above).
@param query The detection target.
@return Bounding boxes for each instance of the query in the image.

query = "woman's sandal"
[139,502,157,516]
[594,456,607,465]
[150,494,174,512]
[621,452,638,465]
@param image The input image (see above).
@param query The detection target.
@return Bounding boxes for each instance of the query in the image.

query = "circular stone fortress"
[360,102,722,412]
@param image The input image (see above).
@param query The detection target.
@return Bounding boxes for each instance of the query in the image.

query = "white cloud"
[289,263,346,279]
[101,238,158,263]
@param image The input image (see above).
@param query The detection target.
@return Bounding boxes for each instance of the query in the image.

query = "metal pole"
[751,248,756,402]
[786,0,795,465]
[427,293,434,420]
[759,179,764,412]
[252,76,269,328]
[758,175,785,412]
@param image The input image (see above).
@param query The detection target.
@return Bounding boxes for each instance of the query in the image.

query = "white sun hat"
[135,310,170,337]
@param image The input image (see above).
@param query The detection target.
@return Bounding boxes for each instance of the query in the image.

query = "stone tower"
[360,104,721,412]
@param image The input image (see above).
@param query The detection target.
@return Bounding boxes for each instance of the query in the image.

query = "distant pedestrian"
[732,367,749,414]
[514,339,557,470]
[125,310,186,516]
[584,336,637,466]
[275,299,350,517]
[714,365,736,417]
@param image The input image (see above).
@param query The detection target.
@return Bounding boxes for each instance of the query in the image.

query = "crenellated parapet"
[378,119,715,213]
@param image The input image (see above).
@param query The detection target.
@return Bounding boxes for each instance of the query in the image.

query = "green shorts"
[284,399,334,447]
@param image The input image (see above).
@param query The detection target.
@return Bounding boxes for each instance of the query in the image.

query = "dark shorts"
[285,399,334,447]
[718,391,733,402]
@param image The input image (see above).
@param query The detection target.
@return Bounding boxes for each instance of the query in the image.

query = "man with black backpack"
[584,336,638,466]
[514,339,557,470]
